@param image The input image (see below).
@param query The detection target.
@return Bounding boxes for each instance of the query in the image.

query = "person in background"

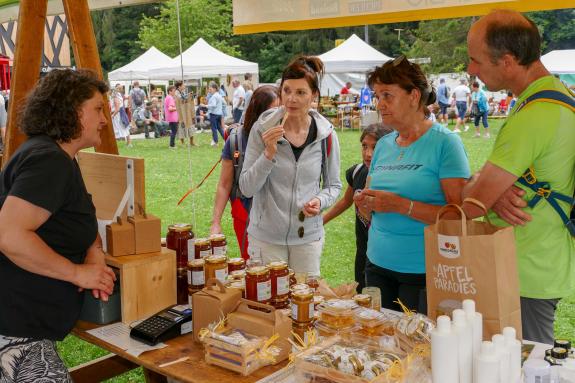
[462,10,575,344]
[354,56,470,312]
[150,97,168,137]
[0,69,116,381]
[471,81,490,138]
[240,81,254,124]
[323,123,392,292]
[210,85,280,259]
[239,56,342,276]
[340,81,353,95]
[436,78,450,126]
[111,84,131,147]
[231,79,246,124]
[164,85,179,149]
[207,82,225,146]
[452,78,471,133]
[175,81,197,147]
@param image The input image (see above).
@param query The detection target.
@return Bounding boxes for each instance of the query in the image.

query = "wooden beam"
[2,0,47,166]
[63,0,118,155]
[69,353,139,382]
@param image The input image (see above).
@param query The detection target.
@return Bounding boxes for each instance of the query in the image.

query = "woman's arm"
[210,159,234,234]
[112,97,121,117]
[323,185,354,225]
[0,196,116,294]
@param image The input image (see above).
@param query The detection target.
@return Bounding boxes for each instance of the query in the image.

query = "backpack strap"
[230,127,245,201]
[514,89,575,114]
[321,132,332,188]
[352,163,364,181]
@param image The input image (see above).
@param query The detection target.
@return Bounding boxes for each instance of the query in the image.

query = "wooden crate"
[106,248,176,324]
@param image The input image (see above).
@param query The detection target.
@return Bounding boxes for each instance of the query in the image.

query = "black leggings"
[365,260,427,313]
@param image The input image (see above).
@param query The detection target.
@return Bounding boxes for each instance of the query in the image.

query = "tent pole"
[175,0,184,81]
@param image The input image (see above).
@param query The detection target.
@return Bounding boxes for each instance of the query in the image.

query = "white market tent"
[541,49,575,74]
[318,34,393,74]
[153,38,258,80]
[108,46,174,82]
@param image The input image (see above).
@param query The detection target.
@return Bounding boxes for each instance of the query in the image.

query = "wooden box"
[106,218,135,257]
[106,248,176,324]
[128,214,161,254]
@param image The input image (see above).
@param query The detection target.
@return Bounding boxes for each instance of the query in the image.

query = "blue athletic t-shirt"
[367,123,470,274]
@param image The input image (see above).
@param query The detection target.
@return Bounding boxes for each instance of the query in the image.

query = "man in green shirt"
[462,10,575,343]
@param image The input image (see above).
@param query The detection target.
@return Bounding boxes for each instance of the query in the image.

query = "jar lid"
[210,233,226,241]
[188,259,205,267]
[288,268,295,276]
[230,270,246,278]
[551,347,568,359]
[205,254,227,264]
[291,283,310,292]
[353,294,372,303]
[269,261,288,270]
[194,238,210,246]
[229,281,245,289]
[246,265,269,275]
[169,223,192,232]
[292,289,313,300]
[228,257,245,265]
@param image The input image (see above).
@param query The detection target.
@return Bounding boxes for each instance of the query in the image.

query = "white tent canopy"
[541,49,575,74]
[153,38,258,80]
[318,34,393,74]
[108,46,174,82]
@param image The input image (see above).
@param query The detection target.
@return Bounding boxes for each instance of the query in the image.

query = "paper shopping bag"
[424,199,522,339]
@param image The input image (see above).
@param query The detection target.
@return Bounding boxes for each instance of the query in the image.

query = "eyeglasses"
[298,211,305,238]
[388,55,411,68]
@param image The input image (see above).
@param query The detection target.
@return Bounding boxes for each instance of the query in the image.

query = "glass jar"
[194,238,211,259]
[204,254,228,283]
[291,288,314,323]
[210,234,227,256]
[188,259,205,293]
[229,270,246,281]
[288,268,296,288]
[176,267,189,304]
[306,274,320,293]
[273,296,290,309]
[227,257,245,274]
[269,261,289,302]
[353,294,372,308]
[245,266,271,304]
[166,224,194,267]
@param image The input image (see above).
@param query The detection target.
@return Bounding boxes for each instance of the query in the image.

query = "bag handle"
[436,204,467,236]
[463,197,493,225]
[204,278,227,293]
[237,298,276,314]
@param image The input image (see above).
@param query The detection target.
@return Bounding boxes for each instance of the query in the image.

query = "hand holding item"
[353,189,371,223]
[354,189,399,214]
[210,221,222,236]
[302,197,321,217]
[491,185,531,226]
[262,126,285,160]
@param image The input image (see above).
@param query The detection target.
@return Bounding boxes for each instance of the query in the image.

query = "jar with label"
[194,238,212,259]
[269,261,289,302]
[227,257,245,274]
[177,267,189,304]
[245,266,271,304]
[166,224,194,267]
[188,259,205,293]
[291,288,314,323]
[210,234,227,256]
[205,254,228,283]
[306,274,320,293]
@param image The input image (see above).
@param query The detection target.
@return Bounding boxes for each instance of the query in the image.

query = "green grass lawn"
[58,119,575,382]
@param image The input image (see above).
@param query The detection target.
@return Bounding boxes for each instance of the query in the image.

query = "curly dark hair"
[19,69,109,142]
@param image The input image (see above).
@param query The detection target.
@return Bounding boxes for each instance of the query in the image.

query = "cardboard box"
[226,299,292,363]
[106,217,135,257]
[128,214,161,254]
[192,279,242,342]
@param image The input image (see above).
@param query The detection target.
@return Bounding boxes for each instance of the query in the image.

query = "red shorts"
[230,198,249,259]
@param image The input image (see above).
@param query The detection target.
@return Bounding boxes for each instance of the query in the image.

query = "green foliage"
[528,9,575,53]
[138,0,240,58]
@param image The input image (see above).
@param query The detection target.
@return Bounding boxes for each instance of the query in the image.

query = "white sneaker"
[464,125,470,132]
[484,133,491,138]
[453,128,461,133]
[210,140,217,146]
[474,132,481,138]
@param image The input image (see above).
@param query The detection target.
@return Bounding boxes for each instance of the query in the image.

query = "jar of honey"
[245,266,271,304]
[291,288,314,323]
[269,261,289,302]
[188,259,205,292]
[194,238,211,259]
[288,268,296,288]
[176,267,189,304]
[306,274,320,293]
[227,257,245,274]
[210,234,227,256]
[204,254,228,283]
[166,224,194,267]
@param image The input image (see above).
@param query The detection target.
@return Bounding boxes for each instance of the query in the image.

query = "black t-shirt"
[290,118,317,162]
[0,135,97,340]
[345,163,369,256]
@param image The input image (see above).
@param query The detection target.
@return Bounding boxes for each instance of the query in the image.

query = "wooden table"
[70,321,288,383]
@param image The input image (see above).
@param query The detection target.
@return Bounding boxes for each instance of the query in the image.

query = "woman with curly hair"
[0,69,116,382]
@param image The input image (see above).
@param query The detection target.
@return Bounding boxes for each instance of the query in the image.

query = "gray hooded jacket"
[239,107,342,245]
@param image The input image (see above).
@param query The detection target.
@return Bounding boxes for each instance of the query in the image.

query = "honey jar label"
[191,270,205,286]
[187,239,195,262]
[291,303,298,321]
[200,249,211,258]
[215,268,228,283]
[309,302,315,319]
[257,280,271,301]
[277,276,290,295]
[212,245,227,256]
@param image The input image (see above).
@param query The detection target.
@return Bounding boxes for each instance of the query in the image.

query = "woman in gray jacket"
[239,56,342,276]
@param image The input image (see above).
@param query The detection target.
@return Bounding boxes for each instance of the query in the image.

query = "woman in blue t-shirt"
[354,56,470,312]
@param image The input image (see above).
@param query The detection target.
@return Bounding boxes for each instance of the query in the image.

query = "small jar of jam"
[354,294,372,308]
[188,259,205,293]
[210,234,227,256]
[194,238,211,259]
[245,266,271,304]
[227,257,245,274]
[229,269,246,281]
[166,224,194,267]
[288,268,297,287]
[176,267,189,304]
[306,273,320,293]
[291,288,314,323]
[269,261,289,302]
[204,255,228,283]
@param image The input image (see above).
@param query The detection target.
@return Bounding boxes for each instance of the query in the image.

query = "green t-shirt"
[488,75,575,299]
